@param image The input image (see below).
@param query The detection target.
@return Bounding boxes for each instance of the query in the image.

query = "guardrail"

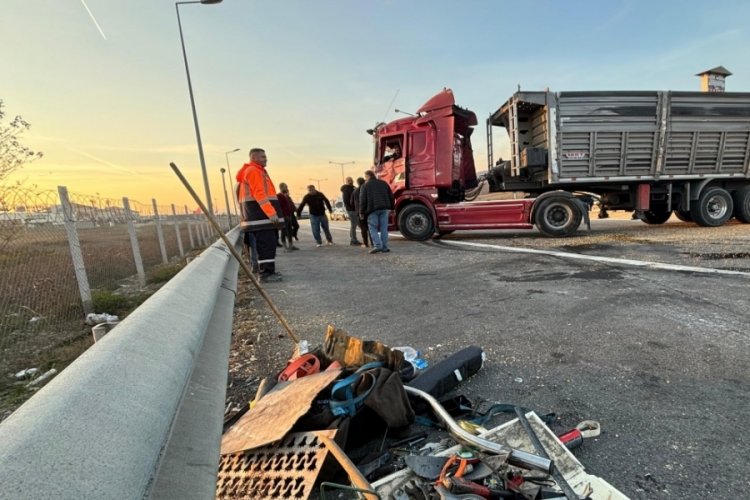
[0,229,242,499]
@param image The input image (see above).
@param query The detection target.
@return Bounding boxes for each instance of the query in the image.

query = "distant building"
[696,66,732,93]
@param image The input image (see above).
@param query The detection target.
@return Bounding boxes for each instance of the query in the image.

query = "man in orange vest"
[236,148,285,283]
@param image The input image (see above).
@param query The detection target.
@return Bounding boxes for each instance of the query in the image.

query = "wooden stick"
[170,162,300,344]
[319,434,378,500]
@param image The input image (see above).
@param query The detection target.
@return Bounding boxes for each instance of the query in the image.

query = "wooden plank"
[220,369,341,455]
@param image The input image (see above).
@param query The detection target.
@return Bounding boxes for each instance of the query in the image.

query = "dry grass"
[0,221,201,421]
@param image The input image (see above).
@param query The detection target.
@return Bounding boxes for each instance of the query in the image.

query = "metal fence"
[0,185,238,380]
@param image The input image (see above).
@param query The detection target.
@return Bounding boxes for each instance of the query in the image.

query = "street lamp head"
[200,0,223,4]
[220,167,226,173]
[231,148,240,152]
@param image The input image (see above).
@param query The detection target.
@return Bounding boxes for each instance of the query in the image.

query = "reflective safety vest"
[236,162,284,232]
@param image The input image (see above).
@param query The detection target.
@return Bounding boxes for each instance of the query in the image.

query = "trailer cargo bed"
[491,91,750,186]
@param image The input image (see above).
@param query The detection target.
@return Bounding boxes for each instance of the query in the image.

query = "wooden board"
[220,370,341,455]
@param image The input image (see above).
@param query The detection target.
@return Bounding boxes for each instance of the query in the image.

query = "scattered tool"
[557,421,601,450]
[513,407,580,500]
[318,434,379,500]
[170,161,301,344]
[404,386,552,473]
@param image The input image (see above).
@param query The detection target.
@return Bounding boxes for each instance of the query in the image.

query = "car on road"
[331,207,348,221]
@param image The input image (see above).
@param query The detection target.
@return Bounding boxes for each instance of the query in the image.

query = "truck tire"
[534,196,582,237]
[732,186,750,223]
[690,187,733,227]
[674,210,692,222]
[643,208,672,225]
[398,204,435,241]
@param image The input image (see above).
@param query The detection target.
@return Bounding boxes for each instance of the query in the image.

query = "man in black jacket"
[359,170,395,254]
[297,185,334,247]
[351,177,369,248]
[340,177,360,246]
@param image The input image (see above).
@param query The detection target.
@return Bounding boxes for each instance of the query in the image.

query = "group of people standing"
[235,148,395,282]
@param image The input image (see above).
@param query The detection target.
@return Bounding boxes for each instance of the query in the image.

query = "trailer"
[368,89,750,239]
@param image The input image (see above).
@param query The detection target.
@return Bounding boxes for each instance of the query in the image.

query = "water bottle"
[394,346,428,379]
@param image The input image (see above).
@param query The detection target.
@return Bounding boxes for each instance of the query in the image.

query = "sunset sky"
[2,0,749,210]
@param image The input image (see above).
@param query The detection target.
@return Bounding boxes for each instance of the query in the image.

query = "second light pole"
[225,147,241,216]
[329,160,355,185]
[219,168,232,229]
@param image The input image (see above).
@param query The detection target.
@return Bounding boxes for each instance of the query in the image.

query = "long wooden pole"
[170,162,300,344]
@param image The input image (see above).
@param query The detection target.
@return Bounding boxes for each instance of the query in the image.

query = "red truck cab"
[370,89,583,239]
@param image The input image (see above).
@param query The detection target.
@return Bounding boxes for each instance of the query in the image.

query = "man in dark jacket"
[340,177,360,246]
[359,170,394,254]
[297,185,334,247]
[351,177,369,248]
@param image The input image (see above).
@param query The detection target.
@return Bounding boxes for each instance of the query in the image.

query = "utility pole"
[309,178,327,191]
[328,160,355,184]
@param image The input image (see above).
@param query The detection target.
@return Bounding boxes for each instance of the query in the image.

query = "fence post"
[184,206,195,250]
[124,197,147,287]
[198,220,206,247]
[172,204,185,257]
[152,199,168,264]
[58,186,94,315]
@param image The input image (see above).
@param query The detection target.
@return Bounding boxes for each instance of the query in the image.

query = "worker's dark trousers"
[254,229,277,276]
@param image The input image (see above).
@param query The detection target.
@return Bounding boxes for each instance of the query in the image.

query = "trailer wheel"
[732,186,750,223]
[674,210,692,222]
[642,208,672,225]
[690,187,733,227]
[534,196,582,237]
[398,204,434,241]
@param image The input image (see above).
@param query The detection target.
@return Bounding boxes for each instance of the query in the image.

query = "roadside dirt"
[224,274,295,417]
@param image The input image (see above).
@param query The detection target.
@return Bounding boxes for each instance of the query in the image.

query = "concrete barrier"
[0,230,242,499]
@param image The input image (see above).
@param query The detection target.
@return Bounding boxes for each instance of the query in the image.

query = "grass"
[148,262,184,284]
[0,222,201,422]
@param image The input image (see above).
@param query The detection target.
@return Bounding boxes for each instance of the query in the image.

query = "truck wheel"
[534,196,582,237]
[690,187,733,227]
[732,186,750,223]
[398,204,435,241]
[642,208,672,225]
[674,210,692,222]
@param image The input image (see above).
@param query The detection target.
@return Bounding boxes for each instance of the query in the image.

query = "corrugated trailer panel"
[557,92,661,179]
[665,92,750,176]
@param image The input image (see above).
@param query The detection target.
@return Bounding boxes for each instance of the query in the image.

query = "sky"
[2,0,749,210]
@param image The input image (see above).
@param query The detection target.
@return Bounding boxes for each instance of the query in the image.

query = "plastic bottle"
[393,346,419,361]
[394,346,428,377]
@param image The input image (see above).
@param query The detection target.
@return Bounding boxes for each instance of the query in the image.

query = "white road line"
[436,239,750,278]
[329,223,750,278]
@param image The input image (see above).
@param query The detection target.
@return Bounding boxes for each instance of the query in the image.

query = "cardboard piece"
[220,369,341,455]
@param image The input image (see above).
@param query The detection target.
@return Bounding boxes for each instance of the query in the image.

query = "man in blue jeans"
[296,185,334,247]
[359,170,395,254]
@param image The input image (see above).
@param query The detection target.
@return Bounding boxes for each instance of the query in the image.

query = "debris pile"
[219,326,627,499]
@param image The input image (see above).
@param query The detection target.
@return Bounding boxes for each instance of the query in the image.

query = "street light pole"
[220,168,232,229]
[224,147,241,216]
[175,0,223,216]
[309,178,327,191]
[329,160,355,185]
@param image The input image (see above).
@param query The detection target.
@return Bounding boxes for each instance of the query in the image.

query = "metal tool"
[513,408,580,500]
[170,161,300,344]
[404,386,552,473]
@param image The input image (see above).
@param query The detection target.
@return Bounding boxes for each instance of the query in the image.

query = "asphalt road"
[255,216,750,499]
